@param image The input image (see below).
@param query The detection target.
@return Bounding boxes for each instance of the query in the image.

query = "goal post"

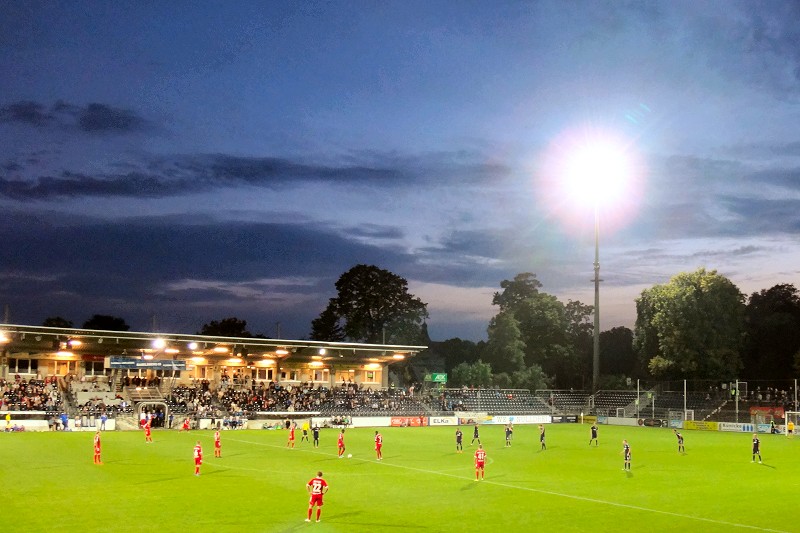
[785,412,799,437]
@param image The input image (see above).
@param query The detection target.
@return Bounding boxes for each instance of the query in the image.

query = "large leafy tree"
[310,304,345,341]
[633,268,745,380]
[484,311,526,374]
[490,273,581,388]
[600,326,636,376]
[312,264,428,344]
[43,316,73,328]
[82,314,130,331]
[492,272,543,311]
[199,317,252,337]
[564,299,594,387]
[431,338,483,374]
[742,284,800,380]
[451,360,493,388]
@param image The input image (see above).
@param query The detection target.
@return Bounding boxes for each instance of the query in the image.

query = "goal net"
[785,412,799,437]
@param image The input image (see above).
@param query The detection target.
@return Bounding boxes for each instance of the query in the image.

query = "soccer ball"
[347,454,353,459]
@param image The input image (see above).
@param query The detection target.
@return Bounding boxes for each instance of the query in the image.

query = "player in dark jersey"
[621,439,631,471]
[674,429,685,453]
[589,423,598,446]
[455,427,464,453]
[505,424,512,447]
[312,425,320,448]
[471,424,481,445]
[751,433,762,463]
[539,424,546,450]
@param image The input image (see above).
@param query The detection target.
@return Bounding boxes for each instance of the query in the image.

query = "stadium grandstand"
[2,323,797,430]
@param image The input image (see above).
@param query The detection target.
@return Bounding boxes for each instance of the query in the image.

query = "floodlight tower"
[563,140,631,392]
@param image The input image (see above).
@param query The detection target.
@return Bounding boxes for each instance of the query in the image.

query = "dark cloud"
[0,210,420,336]
[78,103,148,132]
[719,141,800,160]
[719,196,800,234]
[0,101,54,126]
[346,224,404,240]
[1,150,509,201]
[0,100,150,133]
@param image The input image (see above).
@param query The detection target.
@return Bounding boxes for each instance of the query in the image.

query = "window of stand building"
[313,369,329,382]
[83,360,106,376]
[157,369,181,380]
[280,370,299,381]
[362,370,380,384]
[53,359,77,376]
[254,368,274,381]
[8,357,38,375]
[193,366,210,380]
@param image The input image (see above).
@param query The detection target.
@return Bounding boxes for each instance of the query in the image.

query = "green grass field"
[1,424,796,532]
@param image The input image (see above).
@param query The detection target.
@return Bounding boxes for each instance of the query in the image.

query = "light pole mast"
[592,203,600,392]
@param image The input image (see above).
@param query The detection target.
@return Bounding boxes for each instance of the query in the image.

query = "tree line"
[40,264,800,391]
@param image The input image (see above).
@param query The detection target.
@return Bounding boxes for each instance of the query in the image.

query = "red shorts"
[94,446,101,454]
[195,458,202,466]
[215,442,221,449]
[309,494,324,506]
[475,461,485,468]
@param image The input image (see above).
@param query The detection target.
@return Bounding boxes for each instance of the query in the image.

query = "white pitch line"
[226,437,785,533]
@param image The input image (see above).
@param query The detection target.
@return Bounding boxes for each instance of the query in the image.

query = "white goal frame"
[785,412,799,437]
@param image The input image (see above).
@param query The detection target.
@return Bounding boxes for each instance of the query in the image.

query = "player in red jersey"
[214,430,221,457]
[374,430,383,460]
[193,441,203,476]
[144,421,152,443]
[93,431,102,464]
[337,429,346,458]
[180,418,190,432]
[474,444,487,480]
[287,422,296,448]
[305,471,329,523]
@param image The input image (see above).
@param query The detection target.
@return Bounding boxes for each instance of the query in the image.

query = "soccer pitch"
[2,424,795,532]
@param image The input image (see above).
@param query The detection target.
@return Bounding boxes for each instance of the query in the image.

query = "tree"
[633,268,745,380]
[742,284,800,380]
[310,303,345,341]
[451,360,492,388]
[82,314,130,331]
[431,337,483,374]
[492,272,542,311]
[42,316,73,328]
[199,317,252,337]
[510,364,550,391]
[314,265,428,344]
[564,299,594,387]
[600,326,636,376]
[490,273,584,388]
[484,311,526,374]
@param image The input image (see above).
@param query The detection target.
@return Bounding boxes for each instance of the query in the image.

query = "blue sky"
[2,1,800,341]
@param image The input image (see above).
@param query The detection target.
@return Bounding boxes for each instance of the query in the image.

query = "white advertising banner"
[719,422,755,432]
[605,416,641,427]
[429,416,458,426]
[487,415,550,425]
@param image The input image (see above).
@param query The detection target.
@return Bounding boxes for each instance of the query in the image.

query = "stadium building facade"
[0,323,425,391]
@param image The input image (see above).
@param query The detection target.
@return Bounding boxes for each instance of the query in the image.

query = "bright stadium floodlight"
[536,126,642,392]
[561,133,635,393]
[562,138,633,209]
